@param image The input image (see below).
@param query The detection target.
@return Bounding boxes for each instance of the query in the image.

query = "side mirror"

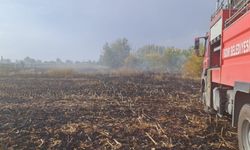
[194,38,201,56]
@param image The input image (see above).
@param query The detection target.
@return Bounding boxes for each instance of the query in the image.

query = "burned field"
[0,73,237,149]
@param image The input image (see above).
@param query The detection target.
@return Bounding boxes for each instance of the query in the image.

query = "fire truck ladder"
[225,0,250,27]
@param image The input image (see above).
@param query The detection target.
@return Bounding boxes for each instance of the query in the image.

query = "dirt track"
[0,73,237,149]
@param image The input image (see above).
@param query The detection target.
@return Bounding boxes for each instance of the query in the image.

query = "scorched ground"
[0,73,237,149]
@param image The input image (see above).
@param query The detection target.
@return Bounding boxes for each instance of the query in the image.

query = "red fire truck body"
[221,11,250,86]
[215,9,250,86]
[195,1,250,149]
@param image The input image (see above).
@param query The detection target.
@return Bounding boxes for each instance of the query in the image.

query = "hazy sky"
[0,0,215,61]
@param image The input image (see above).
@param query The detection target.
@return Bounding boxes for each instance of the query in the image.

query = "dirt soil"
[0,73,237,150]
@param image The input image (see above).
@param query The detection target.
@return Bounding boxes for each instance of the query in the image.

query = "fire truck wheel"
[238,104,250,150]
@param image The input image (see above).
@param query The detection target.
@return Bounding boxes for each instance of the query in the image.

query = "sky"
[0,0,216,61]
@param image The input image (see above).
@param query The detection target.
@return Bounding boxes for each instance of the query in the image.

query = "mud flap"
[205,70,212,108]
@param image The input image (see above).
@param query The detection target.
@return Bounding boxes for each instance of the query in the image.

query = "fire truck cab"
[194,0,250,149]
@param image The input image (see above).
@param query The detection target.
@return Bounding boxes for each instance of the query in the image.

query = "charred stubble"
[0,73,237,149]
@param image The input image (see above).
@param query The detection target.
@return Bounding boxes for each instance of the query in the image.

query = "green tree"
[144,52,163,70]
[134,45,188,72]
[136,45,165,57]
[162,48,187,72]
[100,38,131,68]
[124,54,140,68]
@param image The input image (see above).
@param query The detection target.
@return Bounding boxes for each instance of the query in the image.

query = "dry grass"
[46,68,76,78]
[110,67,143,76]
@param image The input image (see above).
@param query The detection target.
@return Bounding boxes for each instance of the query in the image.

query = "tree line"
[99,38,203,77]
[0,57,100,76]
[0,38,203,77]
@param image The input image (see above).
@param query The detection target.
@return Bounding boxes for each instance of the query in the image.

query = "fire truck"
[194,0,250,149]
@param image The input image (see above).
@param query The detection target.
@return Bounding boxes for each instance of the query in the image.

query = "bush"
[182,54,203,78]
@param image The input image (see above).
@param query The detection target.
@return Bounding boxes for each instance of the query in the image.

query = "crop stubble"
[0,73,237,149]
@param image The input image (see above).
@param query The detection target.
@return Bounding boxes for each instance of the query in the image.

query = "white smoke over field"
[99,38,193,74]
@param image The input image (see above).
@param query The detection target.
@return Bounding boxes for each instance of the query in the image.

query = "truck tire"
[238,104,250,150]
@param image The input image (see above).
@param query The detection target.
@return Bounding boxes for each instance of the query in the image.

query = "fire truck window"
[211,50,220,67]
[210,41,221,67]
